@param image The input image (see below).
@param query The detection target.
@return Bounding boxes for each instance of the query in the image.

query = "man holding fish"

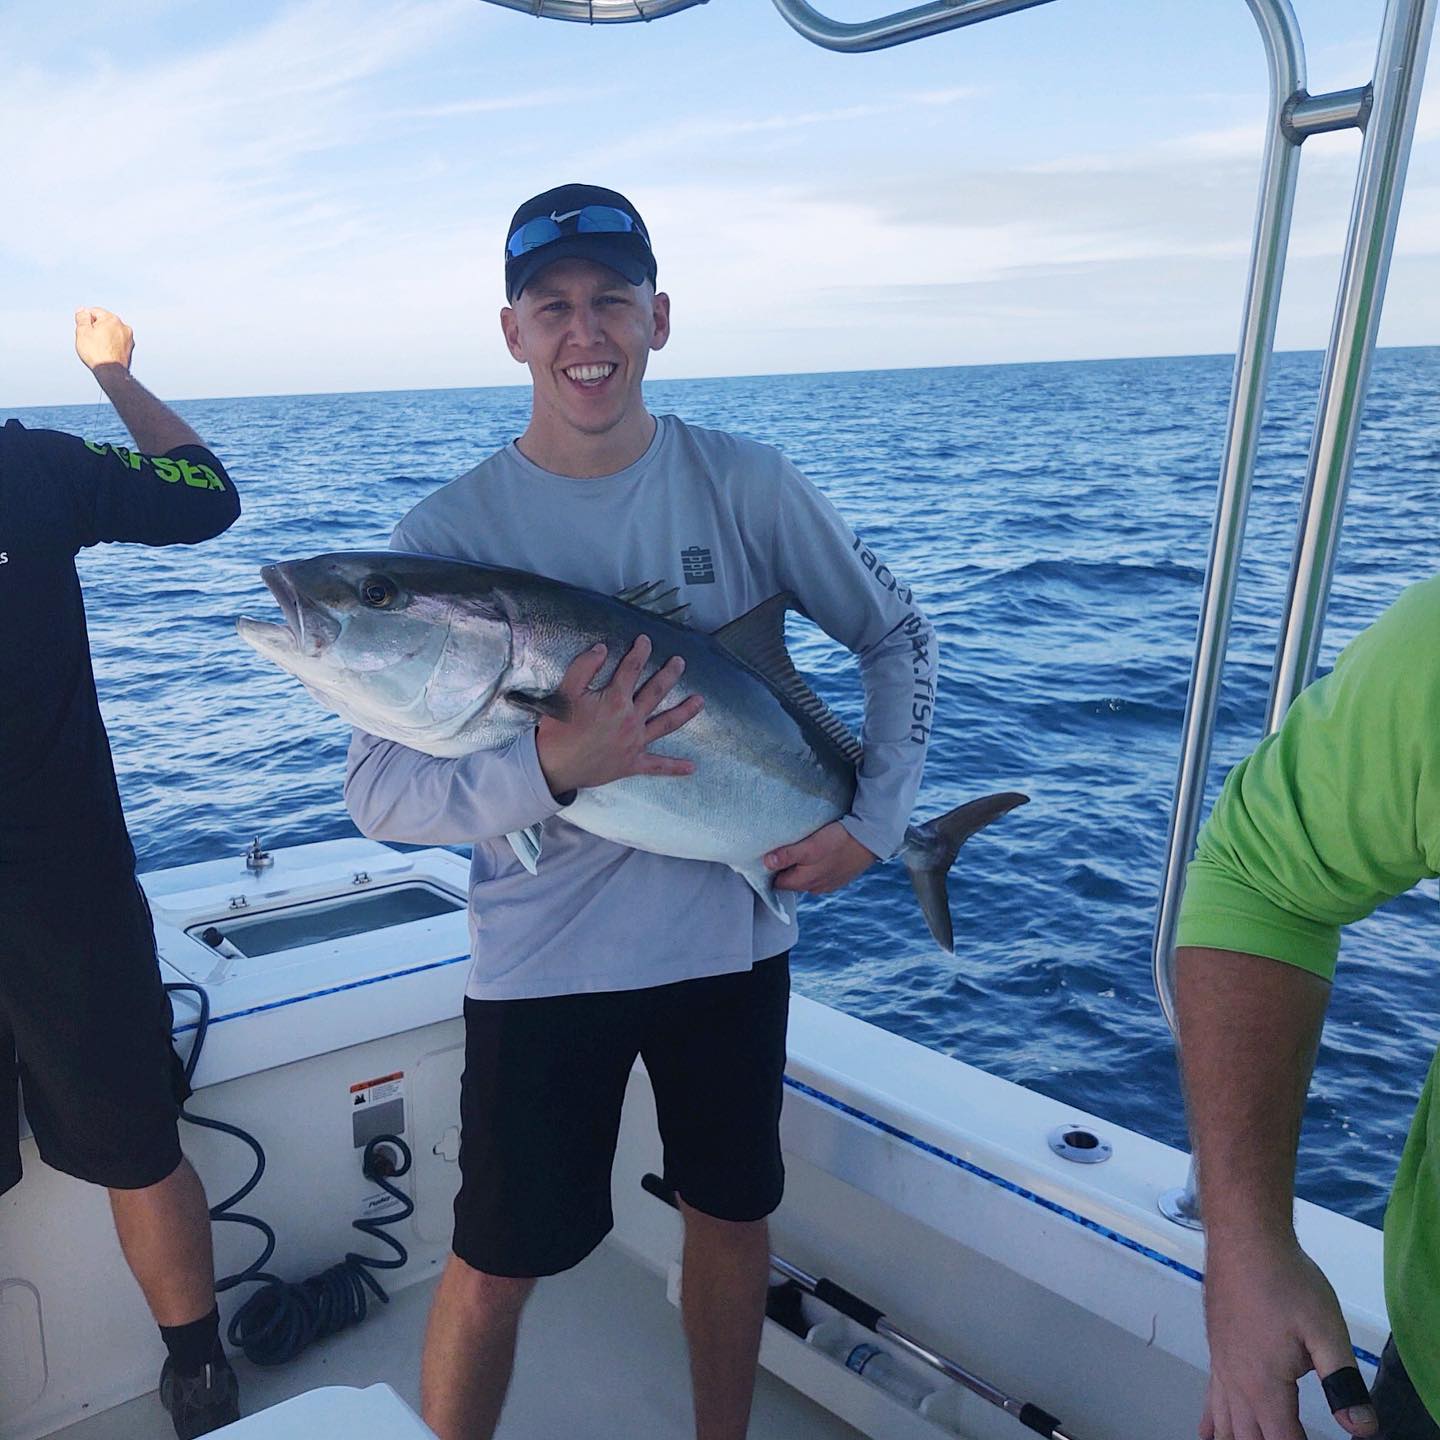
[246,183,1019,1439]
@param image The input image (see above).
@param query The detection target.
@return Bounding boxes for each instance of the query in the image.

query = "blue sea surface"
[11,347,1439,1228]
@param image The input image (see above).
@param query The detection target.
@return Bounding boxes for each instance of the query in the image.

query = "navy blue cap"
[504,183,657,302]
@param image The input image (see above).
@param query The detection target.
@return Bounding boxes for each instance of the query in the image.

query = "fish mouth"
[236,564,339,657]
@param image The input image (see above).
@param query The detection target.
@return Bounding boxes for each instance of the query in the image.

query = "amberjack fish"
[238,552,1026,950]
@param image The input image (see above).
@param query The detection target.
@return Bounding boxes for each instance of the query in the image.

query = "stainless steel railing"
[471,0,710,25]
[1151,0,1306,1045]
[1152,0,1436,1227]
[1263,0,1437,730]
[761,0,1434,1232]
[760,0,1434,1231]
[1145,0,1308,1227]
[766,0,1054,54]
[472,0,1055,37]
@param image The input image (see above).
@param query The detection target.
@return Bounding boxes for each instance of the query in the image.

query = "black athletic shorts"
[0,870,188,1195]
[1375,1336,1440,1439]
[453,953,790,1278]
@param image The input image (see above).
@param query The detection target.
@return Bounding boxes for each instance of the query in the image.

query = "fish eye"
[359,574,399,609]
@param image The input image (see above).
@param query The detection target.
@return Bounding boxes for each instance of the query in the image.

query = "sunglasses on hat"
[506,204,649,258]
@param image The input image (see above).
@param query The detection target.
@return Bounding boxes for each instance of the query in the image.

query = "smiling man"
[344,182,938,1440]
[496,187,671,477]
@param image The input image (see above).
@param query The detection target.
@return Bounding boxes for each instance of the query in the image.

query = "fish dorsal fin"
[711,594,864,768]
[616,579,691,625]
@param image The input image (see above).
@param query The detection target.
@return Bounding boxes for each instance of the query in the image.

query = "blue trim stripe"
[170,953,471,1034]
[782,1077,1383,1370]
[783,1077,1202,1282]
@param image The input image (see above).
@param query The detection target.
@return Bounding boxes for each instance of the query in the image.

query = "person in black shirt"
[1,308,243,1437]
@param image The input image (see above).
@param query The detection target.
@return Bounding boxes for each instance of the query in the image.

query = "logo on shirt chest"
[680,545,715,585]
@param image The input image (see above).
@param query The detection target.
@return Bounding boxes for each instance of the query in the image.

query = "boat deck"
[52,1241,866,1440]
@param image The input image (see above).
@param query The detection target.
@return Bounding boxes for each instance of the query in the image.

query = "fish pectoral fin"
[505,824,544,876]
[735,863,797,926]
[504,688,571,722]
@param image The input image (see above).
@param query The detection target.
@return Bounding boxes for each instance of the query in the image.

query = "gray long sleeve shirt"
[345,415,936,999]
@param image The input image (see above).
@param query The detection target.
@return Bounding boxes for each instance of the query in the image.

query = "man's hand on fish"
[764,822,877,895]
[74,307,135,373]
[536,633,706,799]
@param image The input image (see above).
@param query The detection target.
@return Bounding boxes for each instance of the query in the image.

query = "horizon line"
[6,340,1439,413]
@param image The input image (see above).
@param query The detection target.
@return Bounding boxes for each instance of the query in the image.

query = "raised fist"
[74,307,134,372]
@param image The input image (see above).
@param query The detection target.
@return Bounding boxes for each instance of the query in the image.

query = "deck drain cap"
[1048,1124,1112,1164]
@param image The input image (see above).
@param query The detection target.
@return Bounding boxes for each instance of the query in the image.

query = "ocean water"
[11,347,1440,1229]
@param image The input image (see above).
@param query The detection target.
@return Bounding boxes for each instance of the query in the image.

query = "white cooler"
[214,1386,436,1437]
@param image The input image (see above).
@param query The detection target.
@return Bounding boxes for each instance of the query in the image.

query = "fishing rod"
[640,1173,1078,1440]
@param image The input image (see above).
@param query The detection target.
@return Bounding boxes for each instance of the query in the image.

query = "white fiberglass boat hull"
[0,842,1384,1440]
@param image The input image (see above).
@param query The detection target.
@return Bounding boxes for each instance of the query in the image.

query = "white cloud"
[0,0,475,272]
[389,89,593,120]
[572,87,982,156]
[2,0,1437,406]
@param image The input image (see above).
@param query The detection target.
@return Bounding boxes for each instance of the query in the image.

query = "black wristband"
[1321,1365,1371,1413]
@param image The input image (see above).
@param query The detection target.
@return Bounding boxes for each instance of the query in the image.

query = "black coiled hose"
[222,1134,414,1367]
[165,982,415,1367]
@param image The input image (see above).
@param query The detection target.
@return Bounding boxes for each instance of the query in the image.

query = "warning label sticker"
[350,1072,404,1109]
[350,1071,406,1150]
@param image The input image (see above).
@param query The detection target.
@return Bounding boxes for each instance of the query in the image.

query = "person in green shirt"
[1175,572,1440,1440]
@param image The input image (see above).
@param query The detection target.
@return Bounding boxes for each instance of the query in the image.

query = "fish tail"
[900,792,1028,953]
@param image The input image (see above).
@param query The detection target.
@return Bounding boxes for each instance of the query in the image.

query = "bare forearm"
[91,364,203,454]
[1175,945,1331,1249]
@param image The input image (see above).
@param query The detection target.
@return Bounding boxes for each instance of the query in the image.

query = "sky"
[1,0,1437,405]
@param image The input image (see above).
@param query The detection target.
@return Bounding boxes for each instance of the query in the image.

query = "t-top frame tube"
[1152,0,1435,1228]
[761,0,1431,1232]
[1152,1,1306,1047]
[766,0,1055,53]
[1264,0,1437,729]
